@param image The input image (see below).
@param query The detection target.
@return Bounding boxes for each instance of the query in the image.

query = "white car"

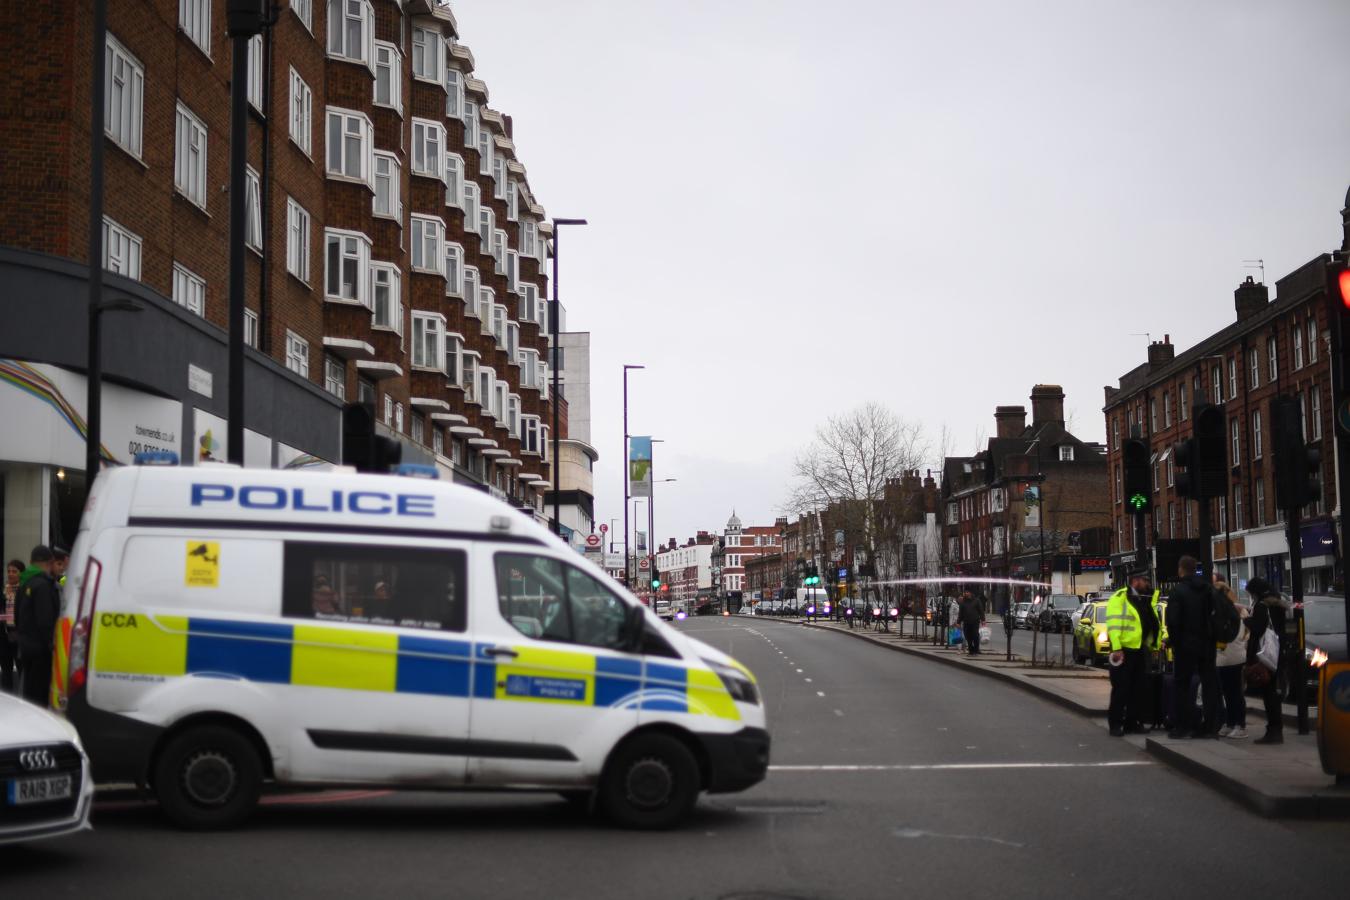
[1,693,94,845]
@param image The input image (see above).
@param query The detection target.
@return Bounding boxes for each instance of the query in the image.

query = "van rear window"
[282,542,467,633]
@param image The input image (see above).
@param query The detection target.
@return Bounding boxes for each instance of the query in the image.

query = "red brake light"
[67,557,102,695]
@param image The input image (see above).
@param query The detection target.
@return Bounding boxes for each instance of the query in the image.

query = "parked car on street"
[1012,602,1032,629]
[1041,594,1083,632]
[0,693,94,846]
[1300,595,1346,701]
[1072,600,1111,666]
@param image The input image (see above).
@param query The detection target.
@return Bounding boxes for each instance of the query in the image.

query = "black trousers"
[963,622,980,654]
[1173,650,1220,734]
[1108,648,1148,728]
[19,651,51,707]
[1259,660,1284,734]
[1218,664,1246,728]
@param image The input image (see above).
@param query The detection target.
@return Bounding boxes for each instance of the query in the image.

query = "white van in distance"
[56,465,768,830]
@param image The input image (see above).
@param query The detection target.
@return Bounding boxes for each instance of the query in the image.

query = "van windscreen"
[282,542,468,633]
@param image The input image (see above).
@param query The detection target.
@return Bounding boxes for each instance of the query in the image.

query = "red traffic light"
[1339,268,1350,309]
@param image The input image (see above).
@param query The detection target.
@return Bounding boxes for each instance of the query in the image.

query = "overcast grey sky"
[453,0,1350,547]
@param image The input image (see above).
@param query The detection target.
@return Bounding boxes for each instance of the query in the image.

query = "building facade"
[1104,252,1345,594]
[942,386,1112,606]
[654,532,716,607]
[552,330,597,549]
[0,1,565,556]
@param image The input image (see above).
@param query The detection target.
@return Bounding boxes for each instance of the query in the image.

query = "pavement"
[773,614,1350,819]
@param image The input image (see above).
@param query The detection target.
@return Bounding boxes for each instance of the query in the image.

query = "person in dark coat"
[1165,555,1220,739]
[957,590,983,655]
[15,545,60,707]
[1244,577,1288,744]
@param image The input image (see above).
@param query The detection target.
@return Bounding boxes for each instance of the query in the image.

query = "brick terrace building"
[653,531,716,608]
[1103,235,1347,593]
[711,512,782,606]
[942,386,1111,608]
[0,1,563,552]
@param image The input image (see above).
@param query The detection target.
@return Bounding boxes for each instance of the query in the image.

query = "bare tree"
[788,403,930,573]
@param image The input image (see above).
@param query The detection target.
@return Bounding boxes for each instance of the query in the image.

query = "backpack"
[1208,588,1241,644]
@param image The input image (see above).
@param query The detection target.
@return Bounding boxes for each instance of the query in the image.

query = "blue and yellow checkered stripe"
[90,613,740,719]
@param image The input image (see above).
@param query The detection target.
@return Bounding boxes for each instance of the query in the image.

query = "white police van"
[56,464,768,830]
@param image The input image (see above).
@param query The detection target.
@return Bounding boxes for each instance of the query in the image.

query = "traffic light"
[1273,395,1319,510]
[1173,437,1199,499]
[650,565,661,591]
[342,402,403,473]
[1122,438,1151,513]
[1175,404,1226,500]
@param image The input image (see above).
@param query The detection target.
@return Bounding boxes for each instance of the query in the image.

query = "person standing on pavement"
[1244,577,1289,745]
[0,558,22,693]
[958,590,983,655]
[15,545,61,706]
[1105,568,1160,737]
[1212,579,1249,739]
[1165,555,1221,739]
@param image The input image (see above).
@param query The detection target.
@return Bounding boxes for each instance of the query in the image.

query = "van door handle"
[485,647,519,659]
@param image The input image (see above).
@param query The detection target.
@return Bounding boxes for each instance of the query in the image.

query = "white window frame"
[445,154,464,208]
[1293,325,1304,369]
[1058,445,1074,462]
[445,243,464,296]
[289,67,313,156]
[1308,318,1319,363]
[492,229,507,273]
[105,34,144,158]
[1228,357,1237,399]
[246,34,264,111]
[244,309,258,348]
[324,228,373,307]
[446,68,464,119]
[285,330,310,378]
[462,267,479,319]
[493,155,508,198]
[462,352,480,403]
[520,219,537,258]
[477,122,492,175]
[1252,409,1263,461]
[507,393,520,438]
[410,215,446,275]
[464,101,478,149]
[411,118,446,181]
[326,0,375,70]
[477,366,494,412]
[463,182,480,241]
[172,263,206,316]
[324,355,346,399]
[245,166,262,253]
[1248,347,1260,389]
[373,152,401,219]
[1311,385,1322,440]
[174,102,209,209]
[477,287,495,335]
[286,197,311,282]
[1231,417,1240,465]
[102,216,142,279]
[1267,336,1278,382]
[374,41,403,114]
[179,0,211,56]
[292,0,313,32]
[411,311,447,372]
[371,263,402,333]
[325,107,374,185]
[445,332,464,388]
[411,24,444,84]
[478,205,494,247]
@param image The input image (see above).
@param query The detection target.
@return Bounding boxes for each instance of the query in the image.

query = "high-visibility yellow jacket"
[1105,587,1161,652]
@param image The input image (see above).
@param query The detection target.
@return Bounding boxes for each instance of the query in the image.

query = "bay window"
[411,312,446,371]
[445,243,464,296]
[324,228,372,306]
[411,215,445,274]
[411,24,443,83]
[373,152,400,218]
[325,107,373,183]
[371,263,401,332]
[411,118,445,180]
[374,41,402,113]
[326,0,375,68]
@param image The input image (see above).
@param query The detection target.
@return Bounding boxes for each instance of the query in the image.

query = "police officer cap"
[30,544,54,563]
[1128,566,1152,582]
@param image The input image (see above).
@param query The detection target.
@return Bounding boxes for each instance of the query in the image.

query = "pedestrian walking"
[1106,567,1160,737]
[1165,555,1221,739]
[0,558,22,693]
[15,545,61,707]
[958,590,983,655]
[1244,577,1289,745]
[1212,579,1249,739]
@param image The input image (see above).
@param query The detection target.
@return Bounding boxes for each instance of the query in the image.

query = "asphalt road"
[5,617,1349,900]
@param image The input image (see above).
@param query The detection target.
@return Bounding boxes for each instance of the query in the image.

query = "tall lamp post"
[622,363,644,587]
[549,217,588,535]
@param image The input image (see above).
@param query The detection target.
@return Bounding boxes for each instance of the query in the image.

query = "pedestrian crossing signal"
[1128,492,1148,512]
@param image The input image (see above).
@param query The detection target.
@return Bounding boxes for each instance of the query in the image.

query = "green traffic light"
[651,579,660,589]
[1128,493,1148,511]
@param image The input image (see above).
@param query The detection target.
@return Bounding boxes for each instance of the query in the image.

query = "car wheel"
[153,724,263,831]
[598,733,700,830]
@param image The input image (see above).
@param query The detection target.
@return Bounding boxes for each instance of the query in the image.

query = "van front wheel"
[599,733,699,830]
[154,725,263,830]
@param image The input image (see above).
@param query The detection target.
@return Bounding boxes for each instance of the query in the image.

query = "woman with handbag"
[1243,577,1288,745]
[1212,579,1249,739]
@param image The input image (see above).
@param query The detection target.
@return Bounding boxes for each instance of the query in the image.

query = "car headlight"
[706,659,760,705]
[1096,630,1109,645]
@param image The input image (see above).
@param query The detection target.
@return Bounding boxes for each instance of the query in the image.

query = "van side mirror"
[622,603,646,652]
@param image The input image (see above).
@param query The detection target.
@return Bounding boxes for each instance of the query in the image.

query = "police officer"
[1105,567,1161,737]
[15,545,61,706]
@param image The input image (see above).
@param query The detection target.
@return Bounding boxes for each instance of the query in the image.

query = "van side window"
[495,553,628,651]
[282,542,467,633]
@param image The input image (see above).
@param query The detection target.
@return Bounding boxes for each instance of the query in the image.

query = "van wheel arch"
[605,723,710,792]
[149,712,275,786]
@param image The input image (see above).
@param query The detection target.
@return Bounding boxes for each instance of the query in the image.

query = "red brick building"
[1104,249,1345,593]
[0,1,558,526]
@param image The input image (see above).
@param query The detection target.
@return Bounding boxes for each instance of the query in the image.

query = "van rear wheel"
[154,725,262,830]
[598,733,699,830]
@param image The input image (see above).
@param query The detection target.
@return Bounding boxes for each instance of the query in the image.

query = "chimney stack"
[1030,385,1065,428]
[1148,334,1175,368]
[994,405,1027,438]
[1234,276,1269,321]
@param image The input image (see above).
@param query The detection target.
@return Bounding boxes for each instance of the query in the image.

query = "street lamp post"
[549,217,588,535]
[622,364,644,588]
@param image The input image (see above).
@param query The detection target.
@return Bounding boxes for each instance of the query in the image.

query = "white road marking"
[804,677,813,682]
[816,691,826,697]
[833,709,844,717]
[796,668,804,674]
[893,827,1023,848]
[769,761,1153,772]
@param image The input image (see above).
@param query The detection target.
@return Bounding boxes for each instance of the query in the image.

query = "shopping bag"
[979,626,992,643]
[948,626,964,645]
